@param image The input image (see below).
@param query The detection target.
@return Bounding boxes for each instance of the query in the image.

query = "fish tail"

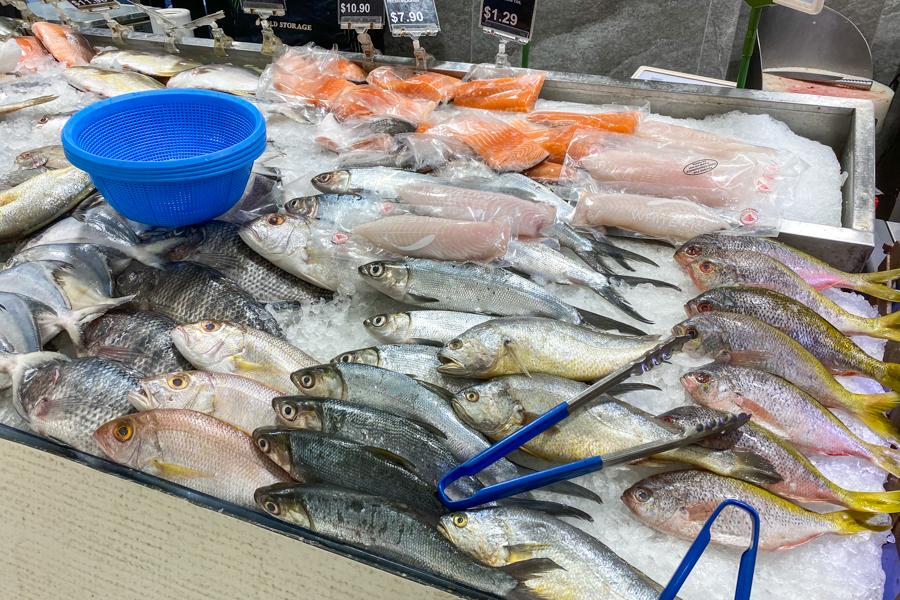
[841,275,900,302]
[583,233,659,270]
[865,443,900,477]
[134,238,185,268]
[832,510,891,535]
[850,391,900,443]
[875,361,900,393]
[610,274,682,292]
[592,283,654,325]
[838,489,900,513]
[873,310,900,342]
[574,307,647,336]
[858,268,900,284]
[0,350,68,419]
[36,303,122,348]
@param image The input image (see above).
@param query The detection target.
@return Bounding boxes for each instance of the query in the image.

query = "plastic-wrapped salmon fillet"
[260,63,355,110]
[453,64,545,112]
[526,109,644,133]
[274,42,366,82]
[367,66,461,102]
[12,36,51,72]
[523,160,565,184]
[332,85,437,124]
[397,181,557,238]
[354,214,511,261]
[510,120,578,162]
[418,113,549,172]
[635,120,777,158]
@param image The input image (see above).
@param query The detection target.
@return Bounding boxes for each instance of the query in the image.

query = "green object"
[736,0,774,89]
[522,42,530,68]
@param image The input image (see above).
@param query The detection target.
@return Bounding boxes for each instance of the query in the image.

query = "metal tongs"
[438,334,751,510]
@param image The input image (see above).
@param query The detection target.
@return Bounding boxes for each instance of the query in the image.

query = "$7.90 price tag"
[480,0,536,44]
[383,0,439,36]
[338,1,384,26]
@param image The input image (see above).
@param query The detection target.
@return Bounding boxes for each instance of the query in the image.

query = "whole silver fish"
[64,67,165,97]
[115,261,283,337]
[4,243,120,297]
[168,220,333,306]
[0,292,44,354]
[0,166,94,243]
[358,259,646,336]
[167,65,259,96]
[21,357,140,455]
[284,193,398,232]
[77,309,192,376]
[255,484,557,599]
[440,506,667,600]
[90,49,200,77]
[15,145,70,169]
[363,310,494,346]
[331,344,480,393]
[311,167,435,197]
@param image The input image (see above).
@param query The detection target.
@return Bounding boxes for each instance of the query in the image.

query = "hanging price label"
[383,0,439,36]
[338,1,384,26]
[480,0,536,44]
[67,0,120,12]
[240,0,286,14]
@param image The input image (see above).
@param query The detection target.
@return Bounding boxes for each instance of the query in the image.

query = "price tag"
[240,0,285,14]
[338,1,384,27]
[383,0,439,36]
[67,0,119,12]
[480,0,535,44]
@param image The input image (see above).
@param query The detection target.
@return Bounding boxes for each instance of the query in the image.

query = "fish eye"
[699,262,714,274]
[634,488,652,503]
[448,340,463,351]
[5,257,14,268]
[113,422,133,442]
[686,245,701,256]
[281,404,297,420]
[321,173,333,182]
[686,327,698,339]
[38,116,50,124]
[127,272,137,282]
[452,513,468,527]
[167,374,188,389]
[20,152,30,158]
[263,499,281,515]
[338,353,354,363]
[370,263,384,277]
[202,321,219,332]
[299,374,315,389]
[267,215,285,226]
[372,315,386,327]
[257,437,270,453]
[697,302,711,313]
[695,372,711,383]
[465,391,479,402]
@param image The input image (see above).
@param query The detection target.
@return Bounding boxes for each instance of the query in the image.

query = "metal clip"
[14,0,46,26]
[411,36,427,72]
[495,39,509,67]
[355,26,375,69]
[256,13,282,56]
[102,11,131,45]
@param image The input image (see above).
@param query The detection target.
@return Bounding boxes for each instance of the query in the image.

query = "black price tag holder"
[479,0,536,65]
[38,0,131,44]
[133,2,234,56]
[383,0,439,71]
[240,0,285,55]
[337,1,384,67]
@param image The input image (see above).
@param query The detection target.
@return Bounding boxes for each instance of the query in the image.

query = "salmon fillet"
[526,110,643,133]
[271,66,355,109]
[453,72,545,112]
[523,160,565,184]
[354,215,511,261]
[421,114,549,172]
[332,85,436,124]
[275,45,366,82]
[367,67,460,102]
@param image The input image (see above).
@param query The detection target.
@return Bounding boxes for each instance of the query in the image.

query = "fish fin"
[506,543,554,562]
[575,307,648,336]
[197,252,242,272]
[728,451,784,485]
[684,500,721,522]
[611,274,681,292]
[840,489,900,513]
[52,267,131,312]
[510,465,603,505]
[872,310,900,342]
[151,460,216,480]
[851,392,900,443]
[504,340,531,378]
[500,557,565,580]
[91,345,151,363]
[406,292,440,303]
[406,418,448,440]
[498,497,595,521]
[843,277,900,302]
[732,397,777,424]
[134,238,185,268]
[268,300,303,311]
[859,268,900,284]
[866,443,900,478]
[593,284,654,325]
[585,234,659,269]
[363,446,420,474]
[234,357,268,372]
[0,351,68,419]
[724,349,775,368]
[833,511,891,535]
[605,396,683,434]
[37,303,114,349]
[407,337,445,348]
[414,379,454,401]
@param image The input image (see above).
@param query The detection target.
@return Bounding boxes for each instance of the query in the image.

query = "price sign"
[383,0,439,36]
[480,0,535,44]
[240,0,285,14]
[67,0,119,12]
[338,1,384,27]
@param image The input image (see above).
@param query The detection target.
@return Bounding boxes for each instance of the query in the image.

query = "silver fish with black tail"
[358,259,647,336]
[331,344,479,393]
[311,167,435,197]
[363,310,495,346]
[77,310,192,376]
[167,220,333,307]
[441,506,669,600]
[15,144,70,169]
[21,357,140,455]
[256,484,563,600]
[0,166,94,243]
[114,261,283,338]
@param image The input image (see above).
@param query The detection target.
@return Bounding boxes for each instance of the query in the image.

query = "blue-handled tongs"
[438,334,750,510]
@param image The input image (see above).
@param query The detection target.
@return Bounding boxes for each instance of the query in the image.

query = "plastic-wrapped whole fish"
[331,344,480,393]
[168,221,333,307]
[64,66,166,97]
[21,357,140,455]
[77,309,191,376]
[674,312,900,443]
[437,317,659,380]
[354,215,511,262]
[0,166,94,243]
[284,192,388,231]
[622,470,888,551]
[90,49,200,78]
[681,364,900,477]
[255,484,560,599]
[441,506,668,600]
[677,233,900,303]
[363,310,495,346]
[115,261,283,338]
[128,370,280,434]
[358,259,647,336]
[662,405,900,512]
[166,65,260,96]
[94,408,293,508]
[311,167,436,197]
[171,320,317,393]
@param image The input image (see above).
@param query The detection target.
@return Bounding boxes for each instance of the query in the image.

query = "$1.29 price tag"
[480,0,536,44]
[338,1,384,26]
[383,0,439,36]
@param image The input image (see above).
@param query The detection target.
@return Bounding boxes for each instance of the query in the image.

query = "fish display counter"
[0,22,891,600]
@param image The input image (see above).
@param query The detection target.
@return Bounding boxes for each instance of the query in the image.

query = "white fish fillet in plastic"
[635,120,776,158]
[354,215,511,262]
[397,182,556,238]
[572,192,730,242]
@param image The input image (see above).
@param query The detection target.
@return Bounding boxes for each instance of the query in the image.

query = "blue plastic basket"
[62,89,266,226]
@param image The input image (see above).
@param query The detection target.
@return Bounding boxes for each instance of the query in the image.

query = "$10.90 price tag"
[338,1,384,27]
[383,0,439,36]
[480,0,536,44]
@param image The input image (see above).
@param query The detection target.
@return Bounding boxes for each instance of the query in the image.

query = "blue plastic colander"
[62,89,267,226]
